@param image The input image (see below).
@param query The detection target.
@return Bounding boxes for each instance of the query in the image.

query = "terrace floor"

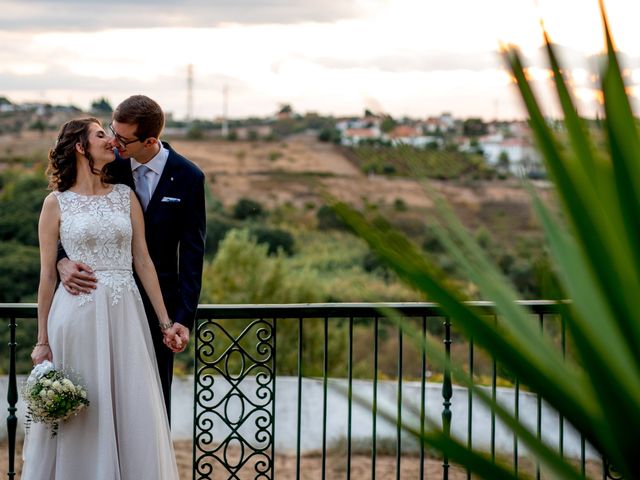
[3,439,607,479]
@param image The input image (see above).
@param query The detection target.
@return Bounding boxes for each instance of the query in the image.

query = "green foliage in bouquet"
[22,361,89,437]
[332,3,640,478]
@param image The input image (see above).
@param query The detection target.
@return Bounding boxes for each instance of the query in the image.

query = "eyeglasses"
[109,122,144,149]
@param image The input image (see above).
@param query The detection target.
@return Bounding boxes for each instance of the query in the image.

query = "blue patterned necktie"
[135,165,152,211]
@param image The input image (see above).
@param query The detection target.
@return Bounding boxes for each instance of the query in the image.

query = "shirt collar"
[130,142,169,175]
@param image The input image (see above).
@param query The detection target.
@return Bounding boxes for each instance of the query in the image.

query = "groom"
[58,95,206,418]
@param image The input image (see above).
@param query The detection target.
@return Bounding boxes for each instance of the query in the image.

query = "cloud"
[525,43,640,71]
[305,44,640,76]
[0,0,379,31]
[0,67,246,101]
[305,51,501,73]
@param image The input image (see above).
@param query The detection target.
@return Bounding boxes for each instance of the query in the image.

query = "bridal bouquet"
[22,361,89,436]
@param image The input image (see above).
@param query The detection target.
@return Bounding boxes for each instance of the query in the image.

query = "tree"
[497,150,510,172]
[0,169,49,246]
[232,198,264,220]
[316,205,348,230]
[186,122,204,140]
[380,116,397,133]
[0,242,40,302]
[90,97,113,115]
[30,119,46,135]
[462,117,488,137]
[249,227,295,256]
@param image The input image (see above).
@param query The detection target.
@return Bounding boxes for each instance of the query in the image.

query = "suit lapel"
[145,144,176,217]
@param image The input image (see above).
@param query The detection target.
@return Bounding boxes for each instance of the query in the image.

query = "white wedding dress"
[21,183,179,480]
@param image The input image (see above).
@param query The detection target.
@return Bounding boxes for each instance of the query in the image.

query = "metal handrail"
[0,300,563,320]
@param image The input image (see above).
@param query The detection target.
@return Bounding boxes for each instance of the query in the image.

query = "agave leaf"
[532,195,640,474]
[378,307,584,480]
[507,45,640,342]
[597,7,640,355]
[506,41,640,379]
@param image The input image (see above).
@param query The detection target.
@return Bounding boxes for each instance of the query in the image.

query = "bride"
[22,117,180,479]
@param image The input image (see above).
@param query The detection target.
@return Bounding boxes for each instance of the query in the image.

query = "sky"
[1,0,639,120]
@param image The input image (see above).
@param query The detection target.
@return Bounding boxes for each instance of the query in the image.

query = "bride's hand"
[162,322,189,353]
[31,345,53,365]
[161,323,183,353]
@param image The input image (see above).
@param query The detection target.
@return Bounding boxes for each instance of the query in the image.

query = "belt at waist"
[92,266,133,273]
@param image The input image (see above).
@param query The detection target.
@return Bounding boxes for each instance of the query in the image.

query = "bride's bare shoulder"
[41,191,61,216]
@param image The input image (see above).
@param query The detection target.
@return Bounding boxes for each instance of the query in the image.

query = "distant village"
[0,95,544,177]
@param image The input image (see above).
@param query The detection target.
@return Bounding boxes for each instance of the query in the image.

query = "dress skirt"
[21,271,179,480]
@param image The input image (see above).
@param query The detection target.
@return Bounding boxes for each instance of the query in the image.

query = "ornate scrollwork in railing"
[604,459,624,480]
[194,318,275,480]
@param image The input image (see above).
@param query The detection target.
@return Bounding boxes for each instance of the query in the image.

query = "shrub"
[0,241,40,302]
[186,123,204,140]
[204,216,233,258]
[393,198,407,212]
[232,198,264,220]
[316,205,348,231]
[0,168,48,246]
[249,227,295,256]
[267,151,282,162]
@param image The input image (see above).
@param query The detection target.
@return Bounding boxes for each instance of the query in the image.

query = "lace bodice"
[55,183,138,305]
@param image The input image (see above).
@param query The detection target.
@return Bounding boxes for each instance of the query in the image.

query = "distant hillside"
[169,133,550,242]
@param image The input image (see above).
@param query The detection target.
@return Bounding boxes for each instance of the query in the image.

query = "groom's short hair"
[114,95,165,140]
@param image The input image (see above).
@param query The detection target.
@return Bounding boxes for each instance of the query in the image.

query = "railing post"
[7,315,18,480]
[442,317,452,480]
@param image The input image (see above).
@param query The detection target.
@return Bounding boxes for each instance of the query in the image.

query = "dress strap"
[113,183,131,213]
[52,190,70,216]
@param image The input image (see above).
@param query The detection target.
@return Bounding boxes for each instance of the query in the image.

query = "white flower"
[42,379,52,387]
[62,379,74,388]
[39,390,47,398]
[47,390,55,398]
[51,381,63,391]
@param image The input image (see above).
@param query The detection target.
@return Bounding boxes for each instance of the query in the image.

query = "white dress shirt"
[130,144,169,201]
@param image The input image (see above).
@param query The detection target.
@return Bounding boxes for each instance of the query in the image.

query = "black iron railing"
[2,302,620,479]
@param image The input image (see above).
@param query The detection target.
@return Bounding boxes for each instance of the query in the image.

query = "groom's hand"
[58,258,97,295]
[163,322,189,353]
[162,329,180,353]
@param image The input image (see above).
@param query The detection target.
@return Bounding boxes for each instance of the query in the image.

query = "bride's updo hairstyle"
[47,117,101,191]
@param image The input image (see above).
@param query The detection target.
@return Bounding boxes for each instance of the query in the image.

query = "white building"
[341,127,382,146]
[479,136,543,176]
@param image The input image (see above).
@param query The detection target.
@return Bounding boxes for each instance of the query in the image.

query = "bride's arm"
[129,191,177,342]
[32,193,60,365]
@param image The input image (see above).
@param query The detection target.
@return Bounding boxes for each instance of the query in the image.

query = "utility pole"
[221,84,229,137]
[187,64,194,122]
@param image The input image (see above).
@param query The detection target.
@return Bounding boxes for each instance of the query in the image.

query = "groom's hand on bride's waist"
[58,258,97,295]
